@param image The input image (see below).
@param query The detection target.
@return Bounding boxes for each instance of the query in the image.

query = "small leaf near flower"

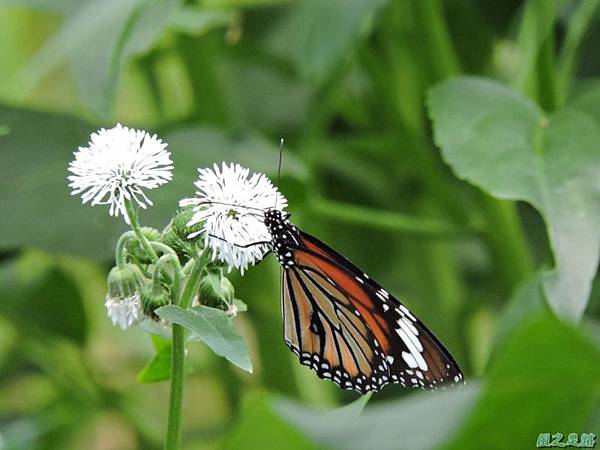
[156,305,252,373]
[137,335,192,383]
[137,335,173,383]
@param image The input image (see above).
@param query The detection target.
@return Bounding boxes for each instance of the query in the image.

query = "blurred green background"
[1,0,599,449]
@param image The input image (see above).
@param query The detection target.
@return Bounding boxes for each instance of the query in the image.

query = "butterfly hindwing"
[281,266,390,393]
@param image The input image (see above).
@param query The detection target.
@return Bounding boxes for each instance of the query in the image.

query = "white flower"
[68,123,173,223]
[179,162,287,273]
[105,293,143,330]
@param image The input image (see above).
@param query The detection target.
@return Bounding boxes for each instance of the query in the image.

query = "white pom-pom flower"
[104,293,143,330]
[68,123,173,223]
[179,162,287,274]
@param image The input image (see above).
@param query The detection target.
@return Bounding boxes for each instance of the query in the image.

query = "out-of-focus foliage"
[0,0,599,449]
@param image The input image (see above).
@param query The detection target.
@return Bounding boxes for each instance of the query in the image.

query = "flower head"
[179,162,287,273]
[105,293,143,330]
[68,123,173,223]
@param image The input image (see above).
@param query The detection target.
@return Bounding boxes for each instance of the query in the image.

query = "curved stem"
[124,199,158,261]
[165,254,204,450]
[153,254,182,301]
[115,231,137,268]
[150,241,179,259]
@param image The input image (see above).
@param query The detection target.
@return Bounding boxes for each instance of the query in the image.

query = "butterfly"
[262,208,464,394]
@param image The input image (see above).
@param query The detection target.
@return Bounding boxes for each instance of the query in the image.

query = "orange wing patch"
[294,249,392,352]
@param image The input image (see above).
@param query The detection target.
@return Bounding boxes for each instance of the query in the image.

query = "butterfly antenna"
[277,138,284,189]
[275,138,284,210]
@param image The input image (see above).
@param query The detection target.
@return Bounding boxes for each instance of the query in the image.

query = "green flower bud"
[126,227,161,264]
[199,270,235,309]
[140,283,171,317]
[171,207,204,242]
[107,263,146,299]
[162,207,205,260]
[162,222,194,261]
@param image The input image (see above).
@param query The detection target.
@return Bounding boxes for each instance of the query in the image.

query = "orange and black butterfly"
[263,208,464,394]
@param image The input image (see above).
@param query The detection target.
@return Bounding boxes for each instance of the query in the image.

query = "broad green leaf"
[0,251,88,344]
[167,5,236,36]
[283,0,387,81]
[223,392,321,450]
[15,0,179,118]
[71,0,180,118]
[156,305,252,372]
[571,79,600,127]
[490,273,548,361]
[137,335,173,383]
[444,313,600,450]
[428,77,600,321]
[275,384,480,450]
[0,105,123,258]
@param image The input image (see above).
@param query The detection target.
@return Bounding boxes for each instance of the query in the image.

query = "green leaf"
[166,5,236,36]
[490,273,548,361]
[428,77,600,321]
[275,384,480,450]
[443,313,600,450]
[571,79,600,127]
[156,305,252,373]
[15,0,179,117]
[285,0,387,81]
[0,105,122,258]
[223,392,321,450]
[137,335,173,383]
[0,251,88,344]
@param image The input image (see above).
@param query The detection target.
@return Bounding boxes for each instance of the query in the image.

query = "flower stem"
[115,231,137,268]
[124,199,158,261]
[165,255,204,450]
[153,253,182,300]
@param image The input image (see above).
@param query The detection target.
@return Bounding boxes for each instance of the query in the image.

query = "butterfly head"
[263,209,291,230]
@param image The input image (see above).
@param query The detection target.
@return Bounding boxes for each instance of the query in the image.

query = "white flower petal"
[181,162,287,274]
[68,124,173,221]
[105,293,143,330]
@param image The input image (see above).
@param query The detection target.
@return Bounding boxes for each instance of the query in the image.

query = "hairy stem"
[124,199,158,261]
[115,231,137,268]
[165,255,204,450]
